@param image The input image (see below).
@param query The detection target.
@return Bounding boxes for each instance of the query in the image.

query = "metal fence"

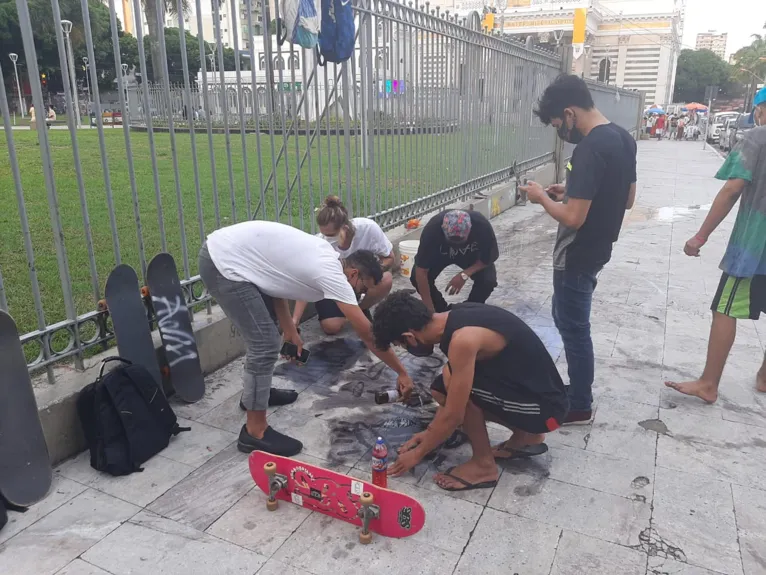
[0,0,642,382]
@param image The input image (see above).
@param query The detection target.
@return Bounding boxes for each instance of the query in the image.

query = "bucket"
[399,240,419,278]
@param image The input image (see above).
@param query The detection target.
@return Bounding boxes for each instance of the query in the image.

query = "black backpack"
[76,357,190,476]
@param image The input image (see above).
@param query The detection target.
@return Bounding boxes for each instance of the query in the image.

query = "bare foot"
[757,369,766,393]
[664,379,719,403]
[433,458,498,490]
[491,432,545,459]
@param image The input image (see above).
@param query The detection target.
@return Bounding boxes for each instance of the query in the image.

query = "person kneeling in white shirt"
[199,220,414,456]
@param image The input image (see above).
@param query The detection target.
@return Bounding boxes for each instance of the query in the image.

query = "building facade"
[695,31,727,60]
[437,0,683,107]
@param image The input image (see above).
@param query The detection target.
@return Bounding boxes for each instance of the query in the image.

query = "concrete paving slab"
[82,511,266,575]
[55,559,113,575]
[161,418,237,468]
[549,530,647,575]
[0,489,139,575]
[255,559,314,575]
[651,467,742,575]
[272,512,460,575]
[56,451,195,508]
[147,444,253,531]
[453,507,561,575]
[647,557,728,575]
[586,398,660,463]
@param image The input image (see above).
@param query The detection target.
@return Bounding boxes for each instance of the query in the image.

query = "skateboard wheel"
[267,499,278,512]
[360,492,374,506]
[264,461,277,476]
[97,299,108,312]
[359,531,373,545]
[141,286,150,297]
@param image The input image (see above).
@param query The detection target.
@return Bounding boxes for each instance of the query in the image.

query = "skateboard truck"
[264,461,288,511]
[357,492,380,545]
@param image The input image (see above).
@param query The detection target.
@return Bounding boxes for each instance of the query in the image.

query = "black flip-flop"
[435,466,498,492]
[493,442,549,460]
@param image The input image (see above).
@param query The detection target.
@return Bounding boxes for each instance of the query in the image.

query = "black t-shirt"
[553,123,637,271]
[440,303,567,410]
[415,210,499,271]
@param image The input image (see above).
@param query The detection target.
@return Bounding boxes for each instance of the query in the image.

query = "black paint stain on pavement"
[274,338,368,385]
[639,419,669,435]
[631,476,651,489]
[632,527,687,563]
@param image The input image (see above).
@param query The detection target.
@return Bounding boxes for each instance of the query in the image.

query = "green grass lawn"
[1,126,518,342]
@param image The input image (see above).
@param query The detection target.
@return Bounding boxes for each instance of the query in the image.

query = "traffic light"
[41,73,47,87]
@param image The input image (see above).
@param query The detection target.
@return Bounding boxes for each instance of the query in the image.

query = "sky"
[681,0,766,58]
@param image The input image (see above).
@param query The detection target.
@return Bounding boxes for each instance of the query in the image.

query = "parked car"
[727,112,755,151]
[719,116,738,152]
[707,112,739,143]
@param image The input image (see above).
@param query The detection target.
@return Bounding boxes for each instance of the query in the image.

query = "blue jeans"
[552,267,600,411]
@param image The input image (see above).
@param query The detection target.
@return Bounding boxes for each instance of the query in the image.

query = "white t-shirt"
[206,220,358,305]
[320,217,393,258]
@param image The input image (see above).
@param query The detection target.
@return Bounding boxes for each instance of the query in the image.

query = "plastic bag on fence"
[279,0,321,49]
[317,0,355,64]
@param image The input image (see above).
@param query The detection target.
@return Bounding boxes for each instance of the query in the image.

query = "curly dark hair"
[534,74,594,126]
[345,250,383,285]
[372,291,433,350]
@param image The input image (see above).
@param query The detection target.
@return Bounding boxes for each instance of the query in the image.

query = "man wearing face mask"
[411,209,499,313]
[520,74,637,425]
[373,292,568,490]
[666,87,766,404]
[199,220,414,456]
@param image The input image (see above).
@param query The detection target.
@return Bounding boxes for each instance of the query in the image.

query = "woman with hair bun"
[292,195,395,334]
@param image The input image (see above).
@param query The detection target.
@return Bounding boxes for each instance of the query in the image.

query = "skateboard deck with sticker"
[104,264,163,389]
[0,311,52,507]
[146,253,204,403]
[249,451,425,544]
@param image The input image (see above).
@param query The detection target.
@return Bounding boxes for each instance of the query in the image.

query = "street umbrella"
[685,102,708,111]
[647,107,664,114]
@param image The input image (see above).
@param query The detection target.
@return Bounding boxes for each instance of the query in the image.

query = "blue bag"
[317,0,355,64]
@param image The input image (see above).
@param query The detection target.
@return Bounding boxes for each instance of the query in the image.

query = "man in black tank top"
[372,292,568,491]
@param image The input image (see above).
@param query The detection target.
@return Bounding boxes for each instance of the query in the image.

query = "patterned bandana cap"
[441,210,472,242]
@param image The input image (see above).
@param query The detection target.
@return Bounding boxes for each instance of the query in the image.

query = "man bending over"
[373,292,568,491]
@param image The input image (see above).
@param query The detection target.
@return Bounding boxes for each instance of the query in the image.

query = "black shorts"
[314,297,371,322]
[430,371,567,434]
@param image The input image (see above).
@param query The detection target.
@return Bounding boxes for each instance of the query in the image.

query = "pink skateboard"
[249,451,426,544]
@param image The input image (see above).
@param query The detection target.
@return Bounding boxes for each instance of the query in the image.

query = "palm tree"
[141,0,189,85]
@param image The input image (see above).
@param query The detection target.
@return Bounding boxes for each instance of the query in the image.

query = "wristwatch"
[460,272,469,281]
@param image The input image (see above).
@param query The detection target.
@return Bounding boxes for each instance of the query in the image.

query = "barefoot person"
[520,74,637,424]
[411,209,499,313]
[292,195,395,334]
[199,221,414,456]
[374,292,568,491]
[666,88,766,403]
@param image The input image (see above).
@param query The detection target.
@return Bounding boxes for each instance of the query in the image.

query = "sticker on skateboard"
[104,264,163,389]
[0,311,52,507]
[146,253,204,403]
[249,451,425,544]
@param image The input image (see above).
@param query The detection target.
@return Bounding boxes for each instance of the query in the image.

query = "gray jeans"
[198,243,280,411]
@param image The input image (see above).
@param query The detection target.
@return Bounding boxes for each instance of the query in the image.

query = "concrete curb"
[36,160,557,465]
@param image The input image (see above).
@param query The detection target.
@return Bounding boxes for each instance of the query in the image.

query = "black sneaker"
[239,388,298,411]
[237,425,303,456]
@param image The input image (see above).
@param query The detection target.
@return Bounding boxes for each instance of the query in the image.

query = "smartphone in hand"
[280,341,311,364]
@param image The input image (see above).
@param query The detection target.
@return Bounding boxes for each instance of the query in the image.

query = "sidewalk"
[2,140,764,575]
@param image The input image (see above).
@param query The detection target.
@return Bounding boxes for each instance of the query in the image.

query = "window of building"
[274,55,285,70]
[597,58,611,83]
[288,54,300,70]
[259,53,266,69]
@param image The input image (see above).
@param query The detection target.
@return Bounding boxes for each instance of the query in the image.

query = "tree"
[730,33,766,84]
[673,48,736,103]
[140,0,188,88]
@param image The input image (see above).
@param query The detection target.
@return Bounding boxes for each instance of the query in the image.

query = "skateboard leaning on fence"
[103,264,163,390]
[0,311,52,508]
[146,253,205,403]
[249,451,426,544]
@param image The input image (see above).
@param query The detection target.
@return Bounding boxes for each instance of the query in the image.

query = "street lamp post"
[9,53,25,117]
[121,63,129,117]
[61,19,81,127]
[209,52,217,117]
[82,56,91,115]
